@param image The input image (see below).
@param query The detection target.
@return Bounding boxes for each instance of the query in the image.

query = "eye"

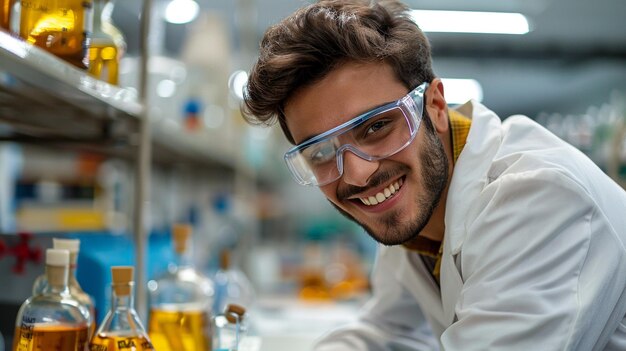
[365,119,392,136]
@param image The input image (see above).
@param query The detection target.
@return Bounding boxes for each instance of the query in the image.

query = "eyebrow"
[297,98,398,145]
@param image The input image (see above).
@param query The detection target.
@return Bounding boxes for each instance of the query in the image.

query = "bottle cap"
[219,249,230,270]
[172,223,192,254]
[53,238,80,253]
[225,303,246,324]
[46,249,70,267]
[111,266,134,296]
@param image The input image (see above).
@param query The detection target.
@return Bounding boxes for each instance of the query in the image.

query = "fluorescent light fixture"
[441,78,483,104]
[410,10,529,35]
[164,0,199,24]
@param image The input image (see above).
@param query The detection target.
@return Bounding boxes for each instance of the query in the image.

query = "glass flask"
[212,304,247,351]
[32,238,96,338]
[213,249,255,315]
[19,0,93,69]
[148,223,215,351]
[12,249,89,351]
[88,0,125,84]
[0,0,15,31]
[89,266,155,351]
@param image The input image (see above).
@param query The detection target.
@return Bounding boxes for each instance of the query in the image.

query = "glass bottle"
[212,304,247,351]
[213,248,255,315]
[148,223,215,351]
[88,266,155,351]
[32,238,96,338]
[88,0,125,84]
[0,0,15,31]
[19,0,93,69]
[12,249,89,351]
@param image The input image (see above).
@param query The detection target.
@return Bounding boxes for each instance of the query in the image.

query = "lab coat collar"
[440,100,504,325]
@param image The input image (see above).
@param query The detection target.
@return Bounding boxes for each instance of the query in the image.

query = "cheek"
[319,184,339,203]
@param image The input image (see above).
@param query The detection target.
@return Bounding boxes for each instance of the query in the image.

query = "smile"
[359,178,404,206]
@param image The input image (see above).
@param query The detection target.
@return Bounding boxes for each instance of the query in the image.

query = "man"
[242,0,626,349]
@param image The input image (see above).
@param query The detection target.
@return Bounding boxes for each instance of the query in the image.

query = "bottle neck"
[111,282,134,311]
[93,0,112,27]
[44,264,70,294]
[172,250,193,269]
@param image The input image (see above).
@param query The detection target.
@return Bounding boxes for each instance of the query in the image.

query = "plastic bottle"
[88,0,125,84]
[12,249,89,351]
[32,238,96,338]
[212,304,247,351]
[148,223,215,351]
[19,0,93,69]
[89,266,155,350]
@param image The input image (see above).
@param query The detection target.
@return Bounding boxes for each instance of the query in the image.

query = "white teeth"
[359,179,403,206]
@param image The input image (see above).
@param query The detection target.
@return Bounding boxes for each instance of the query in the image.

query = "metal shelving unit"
[0,31,141,148]
[0,0,266,318]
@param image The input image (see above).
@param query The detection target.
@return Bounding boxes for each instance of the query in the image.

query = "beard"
[331,116,449,246]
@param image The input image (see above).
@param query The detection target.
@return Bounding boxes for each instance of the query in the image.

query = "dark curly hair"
[242,0,435,144]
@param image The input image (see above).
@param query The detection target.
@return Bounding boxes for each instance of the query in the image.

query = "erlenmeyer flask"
[88,266,155,351]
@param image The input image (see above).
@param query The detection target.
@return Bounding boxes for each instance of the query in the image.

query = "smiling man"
[242,0,626,350]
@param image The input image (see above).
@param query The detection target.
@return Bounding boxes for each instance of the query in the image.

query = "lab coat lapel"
[440,101,504,325]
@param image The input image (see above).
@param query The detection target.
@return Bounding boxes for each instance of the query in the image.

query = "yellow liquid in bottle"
[19,0,91,69]
[88,333,155,351]
[12,324,88,351]
[88,39,119,85]
[148,309,212,351]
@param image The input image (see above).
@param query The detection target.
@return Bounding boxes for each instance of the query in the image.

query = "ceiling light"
[442,78,483,104]
[164,0,199,24]
[410,10,529,35]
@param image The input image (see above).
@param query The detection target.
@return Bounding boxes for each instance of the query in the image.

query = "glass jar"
[19,0,93,69]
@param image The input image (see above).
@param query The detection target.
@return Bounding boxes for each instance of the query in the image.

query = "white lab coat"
[313,101,626,350]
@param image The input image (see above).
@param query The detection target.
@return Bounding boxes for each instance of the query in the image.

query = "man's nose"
[340,150,379,187]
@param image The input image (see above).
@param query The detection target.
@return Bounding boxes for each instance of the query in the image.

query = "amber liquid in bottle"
[148,308,211,351]
[88,41,118,84]
[13,324,88,351]
[1,0,15,30]
[88,333,155,351]
[19,0,92,69]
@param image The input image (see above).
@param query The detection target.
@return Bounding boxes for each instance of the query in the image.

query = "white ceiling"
[112,0,626,119]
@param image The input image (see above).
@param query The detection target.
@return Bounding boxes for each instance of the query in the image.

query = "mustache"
[337,164,410,200]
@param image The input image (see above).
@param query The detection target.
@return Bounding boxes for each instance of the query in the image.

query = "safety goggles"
[284,82,428,186]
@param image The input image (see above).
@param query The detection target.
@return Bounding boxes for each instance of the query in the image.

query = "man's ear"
[425,78,449,134]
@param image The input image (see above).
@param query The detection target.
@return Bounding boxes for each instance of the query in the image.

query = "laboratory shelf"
[0,31,141,145]
[0,31,252,174]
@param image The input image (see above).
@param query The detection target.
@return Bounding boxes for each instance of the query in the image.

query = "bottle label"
[15,315,36,351]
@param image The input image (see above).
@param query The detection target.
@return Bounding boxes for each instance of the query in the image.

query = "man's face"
[284,62,449,245]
